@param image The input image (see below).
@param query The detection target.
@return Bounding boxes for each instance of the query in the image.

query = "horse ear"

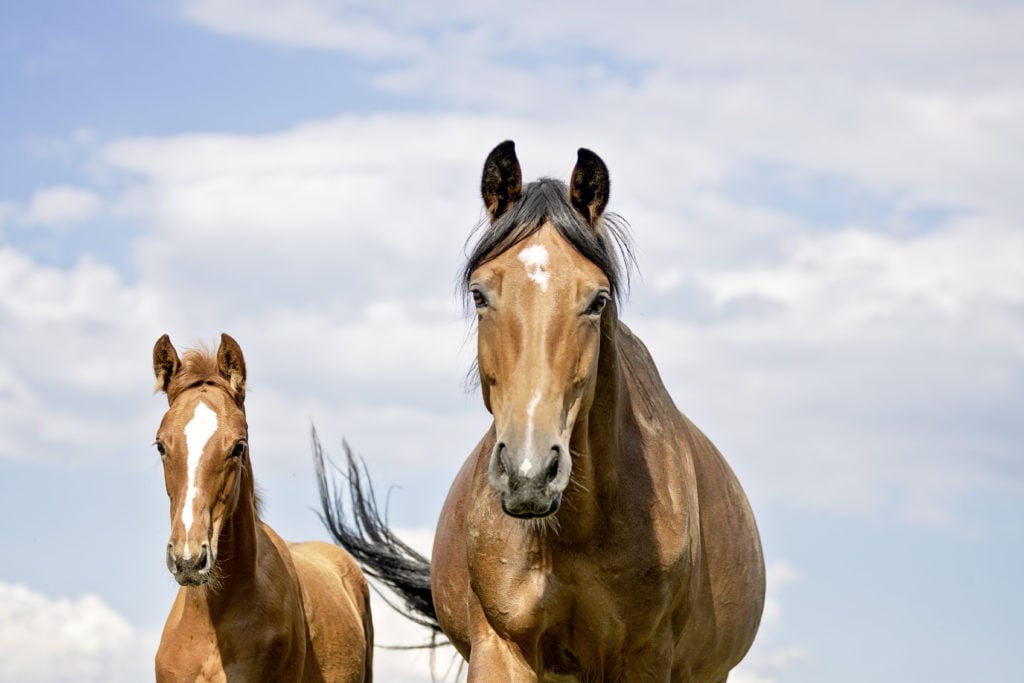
[481,140,522,221]
[217,333,247,403]
[569,148,610,225]
[153,334,181,397]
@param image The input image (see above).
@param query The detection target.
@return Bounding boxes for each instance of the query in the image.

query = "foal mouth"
[167,543,214,586]
[173,571,211,587]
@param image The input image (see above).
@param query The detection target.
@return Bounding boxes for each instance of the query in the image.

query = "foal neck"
[203,466,263,606]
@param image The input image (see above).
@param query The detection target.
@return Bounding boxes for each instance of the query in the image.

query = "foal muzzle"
[166,541,214,586]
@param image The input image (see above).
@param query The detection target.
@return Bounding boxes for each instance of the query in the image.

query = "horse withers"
[152,333,373,682]
[319,142,765,681]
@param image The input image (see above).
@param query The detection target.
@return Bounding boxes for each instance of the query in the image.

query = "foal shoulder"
[289,541,370,624]
[289,541,372,680]
[290,541,366,588]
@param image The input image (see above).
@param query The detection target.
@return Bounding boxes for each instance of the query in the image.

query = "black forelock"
[459,178,634,309]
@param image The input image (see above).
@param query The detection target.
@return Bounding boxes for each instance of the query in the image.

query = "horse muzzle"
[489,442,571,519]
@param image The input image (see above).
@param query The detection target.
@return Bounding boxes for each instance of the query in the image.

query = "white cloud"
[693,218,1024,332]
[0,582,156,682]
[20,185,101,228]
[182,0,423,57]
[180,0,1024,82]
[0,248,168,465]
[179,1,1024,230]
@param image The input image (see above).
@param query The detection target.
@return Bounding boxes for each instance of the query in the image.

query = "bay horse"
[318,142,764,681]
[152,333,373,682]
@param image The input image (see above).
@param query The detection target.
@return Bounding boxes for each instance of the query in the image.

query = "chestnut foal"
[153,333,372,682]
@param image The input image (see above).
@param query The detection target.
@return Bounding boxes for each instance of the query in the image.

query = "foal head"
[464,141,629,519]
[152,333,249,586]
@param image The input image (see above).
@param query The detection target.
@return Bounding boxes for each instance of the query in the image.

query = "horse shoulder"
[431,434,492,658]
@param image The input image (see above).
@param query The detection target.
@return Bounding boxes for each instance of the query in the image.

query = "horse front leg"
[467,626,537,682]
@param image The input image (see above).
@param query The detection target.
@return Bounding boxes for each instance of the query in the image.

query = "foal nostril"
[198,544,210,571]
[546,447,561,484]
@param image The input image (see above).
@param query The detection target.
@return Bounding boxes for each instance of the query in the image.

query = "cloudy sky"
[1,0,1022,680]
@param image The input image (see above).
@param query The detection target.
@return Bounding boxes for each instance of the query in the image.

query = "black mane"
[459,178,635,308]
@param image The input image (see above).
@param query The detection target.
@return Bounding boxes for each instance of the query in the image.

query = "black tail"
[312,428,443,634]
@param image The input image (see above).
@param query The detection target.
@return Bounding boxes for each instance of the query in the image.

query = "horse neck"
[563,306,626,537]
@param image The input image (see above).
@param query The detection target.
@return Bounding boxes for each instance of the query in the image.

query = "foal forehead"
[159,388,242,437]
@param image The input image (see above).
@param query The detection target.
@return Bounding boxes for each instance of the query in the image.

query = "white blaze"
[518,244,550,292]
[181,401,217,556]
[520,391,542,476]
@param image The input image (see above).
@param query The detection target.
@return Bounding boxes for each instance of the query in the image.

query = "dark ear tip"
[486,140,518,164]
[482,139,523,220]
[154,334,174,358]
[576,147,605,169]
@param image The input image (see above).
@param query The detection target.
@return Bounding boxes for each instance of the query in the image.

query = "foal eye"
[154,441,167,458]
[585,293,610,316]
[230,441,247,458]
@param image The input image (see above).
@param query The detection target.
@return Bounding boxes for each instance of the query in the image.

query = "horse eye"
[585,293,609,316]
[154,441,167,458]
[471,289,488,309]
[230,441,247,458]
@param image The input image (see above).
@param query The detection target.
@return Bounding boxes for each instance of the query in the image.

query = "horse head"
[468,141,620,519]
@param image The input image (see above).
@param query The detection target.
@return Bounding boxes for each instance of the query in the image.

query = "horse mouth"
[500,492,561,519]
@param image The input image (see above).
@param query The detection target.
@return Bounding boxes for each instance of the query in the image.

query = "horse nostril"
[495,443,510,478]
[546,447,561,484]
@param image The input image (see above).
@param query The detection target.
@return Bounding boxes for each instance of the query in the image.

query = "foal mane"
[459,177,636,311]
[165,345,240,408]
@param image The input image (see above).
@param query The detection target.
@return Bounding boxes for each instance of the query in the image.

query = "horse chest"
[468,540,678,670]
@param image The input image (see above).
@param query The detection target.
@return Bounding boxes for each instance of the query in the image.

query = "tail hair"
[312,428,442,634]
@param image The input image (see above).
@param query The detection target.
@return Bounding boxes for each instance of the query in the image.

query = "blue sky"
[1,1,1022,681]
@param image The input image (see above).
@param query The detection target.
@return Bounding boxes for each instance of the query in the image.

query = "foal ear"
[216,333,247,403]
[153,334,181,396]
[569,147,610,225]
[481,140,522,221]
